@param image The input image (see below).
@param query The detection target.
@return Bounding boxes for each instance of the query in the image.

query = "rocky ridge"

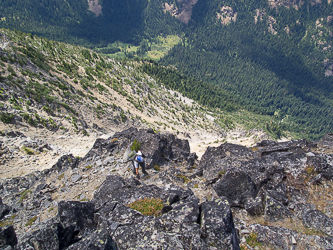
[0,128,333,249]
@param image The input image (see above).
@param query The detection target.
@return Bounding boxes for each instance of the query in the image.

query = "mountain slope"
[0,28,277,178]
[161,0,333,140]
[1,0,332,139]
[0,0,183,46]
[1,29,333,250]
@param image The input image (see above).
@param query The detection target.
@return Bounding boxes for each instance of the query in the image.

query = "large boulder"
[264,193,293,222]
[67,229,118,250]
[93,175,239,249]
[249,223,333,250]
[82,128,194,170]
[0,225,17,249]
[200,197,240,249]
[58,201,95,232]
[213,171,258,208]
[199,143,254,180]
[302,209,333,237]
[50,154,79,173]
[14,224,59,250]
[91,175,126,210]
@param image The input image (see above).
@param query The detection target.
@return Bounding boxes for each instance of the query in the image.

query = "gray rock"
[14,224,58,250]
[67,228,117,250]
[0,225,17,248]
[245,189,265,216]
[200,197,240,249]
[199,143,254,180]
[51,154,79,173]
[0,198,11,220]
[302,209,333,236]
[103,156,115,166]
[58,201,95,232]
[249,223,333,250]
[264,193,293,222]
[71,174,82,183]
[213,171,258,208]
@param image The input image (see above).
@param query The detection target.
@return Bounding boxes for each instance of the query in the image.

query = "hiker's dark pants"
[132,161,147,175]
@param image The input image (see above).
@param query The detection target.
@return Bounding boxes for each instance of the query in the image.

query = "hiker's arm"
[125,156,135,163]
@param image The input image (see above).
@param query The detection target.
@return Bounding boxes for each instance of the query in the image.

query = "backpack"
[136,156,143,162]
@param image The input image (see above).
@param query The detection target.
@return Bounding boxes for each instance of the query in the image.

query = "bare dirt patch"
[88,0,102,16]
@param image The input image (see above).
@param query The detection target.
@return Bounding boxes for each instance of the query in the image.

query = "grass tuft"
[246,232,262,248]
[25,216,37,226]
[177,174,190,184]
[18,189,32,203]
[126,197,163,216]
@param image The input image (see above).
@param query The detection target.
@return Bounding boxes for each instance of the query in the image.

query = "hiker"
[131,150,148,179]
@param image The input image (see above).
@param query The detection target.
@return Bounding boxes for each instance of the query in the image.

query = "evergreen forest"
[0,0,333,139]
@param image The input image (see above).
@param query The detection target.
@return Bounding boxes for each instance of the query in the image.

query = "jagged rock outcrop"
[200,138,333,249]
[82,127,195,170]
[1,174,239,249]
[1,129,333,250]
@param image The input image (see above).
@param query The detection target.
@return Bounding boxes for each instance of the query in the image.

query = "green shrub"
[0,112,14,123]
[130,139,141,151]
[22,146,35,155]
[59,102,77,115]
[42,106,54,115]
[126,198,163,216]
[120,110,127,122]
[81,49,92,61]
[218,170,226,176]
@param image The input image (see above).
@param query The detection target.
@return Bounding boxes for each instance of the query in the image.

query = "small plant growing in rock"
[218,170,226,176]
[177,174,190,184]
[58,173,65,180]
[127,198,164,216]
[25,216,37,226]
[305,165,314,174]
[82,130,89,136]
[246,232,261,248]
[0,218,13,227]
[130,139,141,151]
[18,189,31,203]
[22,146,35,155]
[153,164,160,171]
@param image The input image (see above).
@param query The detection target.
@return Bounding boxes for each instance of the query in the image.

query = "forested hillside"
[161,0,333,140]
[1,0,332,139]
[0,0,183,46]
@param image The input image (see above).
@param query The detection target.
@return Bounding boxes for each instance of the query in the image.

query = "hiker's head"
[137,151,142,156]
